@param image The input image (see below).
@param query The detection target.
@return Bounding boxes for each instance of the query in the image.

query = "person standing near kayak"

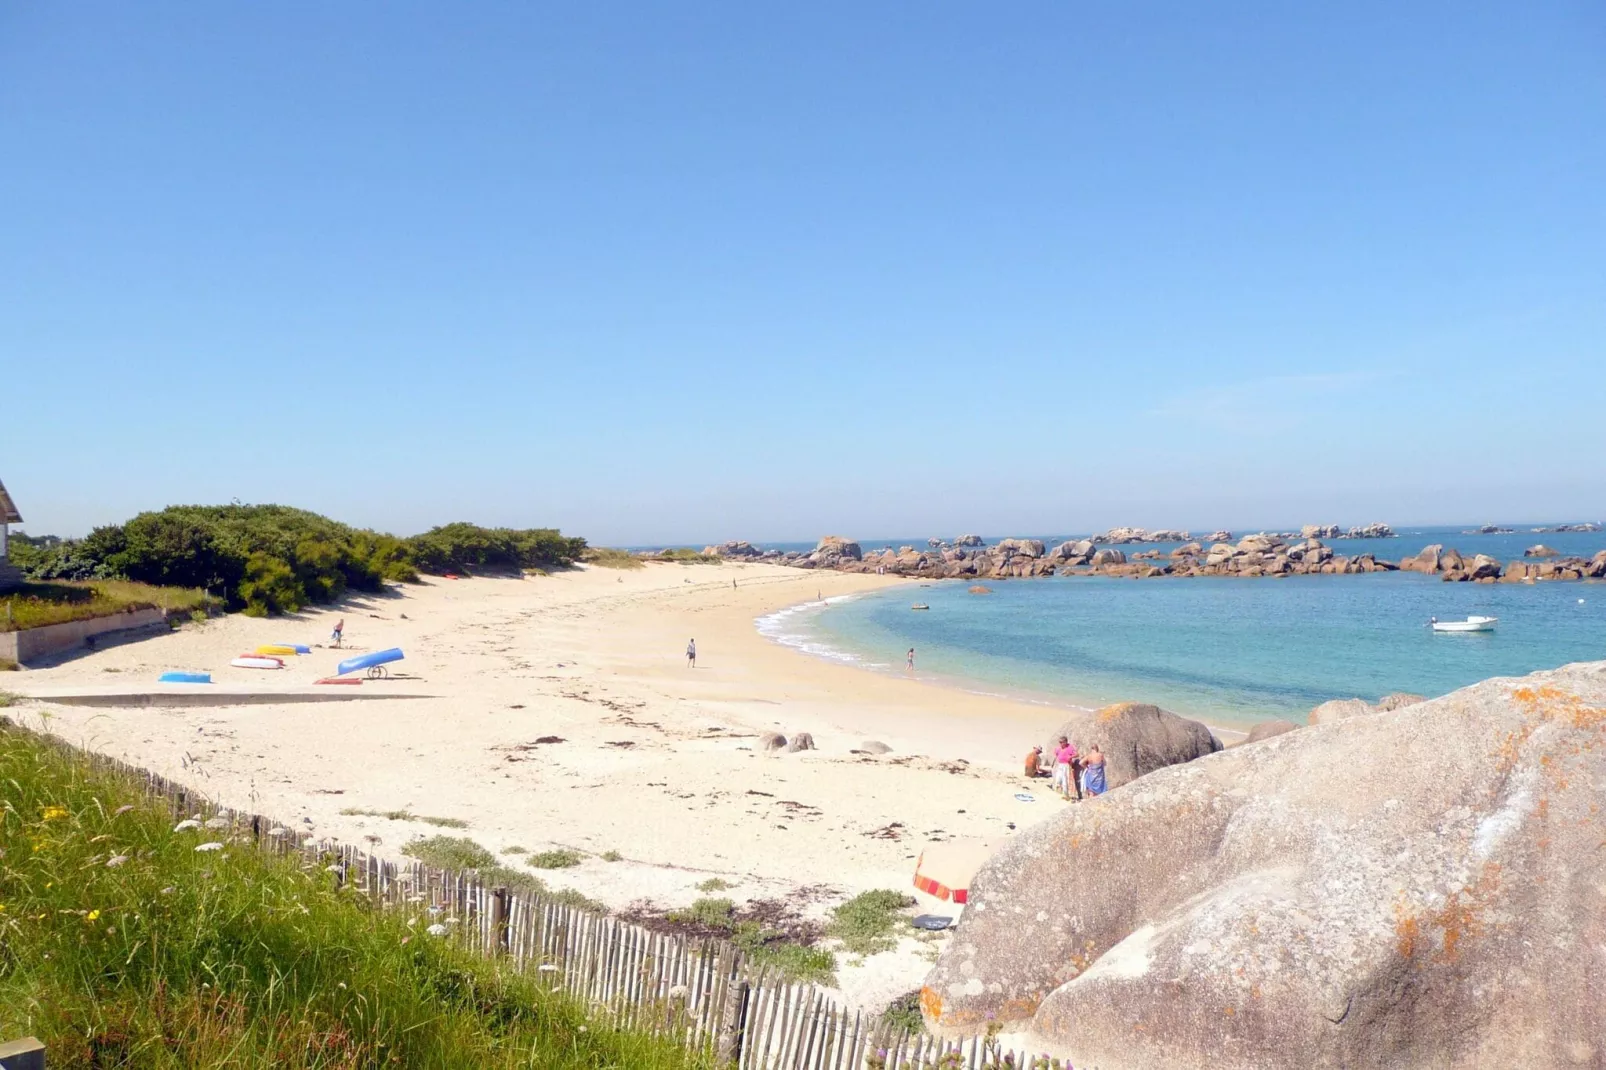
[330,618,344,648]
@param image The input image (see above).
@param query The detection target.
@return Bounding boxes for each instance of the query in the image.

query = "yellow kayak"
[255,645,300,656]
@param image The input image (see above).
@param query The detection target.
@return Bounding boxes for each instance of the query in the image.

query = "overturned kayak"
[257,644,308,656]
[158,672,211,684]
[230,655,285,670]
[336,647,405,677]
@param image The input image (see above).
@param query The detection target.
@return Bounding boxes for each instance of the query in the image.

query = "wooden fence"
[5,719,1056,1070]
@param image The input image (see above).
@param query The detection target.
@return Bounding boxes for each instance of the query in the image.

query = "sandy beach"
[8,561,1085,1007]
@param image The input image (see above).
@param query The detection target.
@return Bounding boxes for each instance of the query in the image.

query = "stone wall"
[0,608,167,665]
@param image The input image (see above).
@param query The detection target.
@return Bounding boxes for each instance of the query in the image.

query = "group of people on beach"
[1025,736,1106,800]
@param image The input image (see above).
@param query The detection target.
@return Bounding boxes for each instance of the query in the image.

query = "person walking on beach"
[686,638,696,668]
[330,618,344,648]
[1051,736,1080,800]
[1081,744,1107,797]
[906,647,915,671]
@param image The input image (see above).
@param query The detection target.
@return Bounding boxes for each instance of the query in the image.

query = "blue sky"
[3,3,1603,545]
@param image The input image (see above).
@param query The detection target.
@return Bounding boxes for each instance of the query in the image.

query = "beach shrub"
[407,523,587,575]
[0,725,704,1069]
[15,505,583,615]
[696,877,735,893]
[654,548,722,565]
[582,547,646,570]
[881,989,927,1035]
[2,580,217,632]
[826,889,916,955]
[529,848,584,869]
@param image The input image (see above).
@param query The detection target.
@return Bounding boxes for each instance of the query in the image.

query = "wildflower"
[106,855,129,867]
[42,806,68,821]
[86,910,101,922]
[174,820,200,832]
[195,842,224,852]
[0,903,6,914]
[426,923,448,936]
[204,816,230,829]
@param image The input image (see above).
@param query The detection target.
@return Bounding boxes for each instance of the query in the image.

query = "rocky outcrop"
[785,732,815,753]
[1241,719,1299,744]
[954,534,985,547]
[1088,548,1126,568]
[1308,698,1376,725]
[967,585,992,594]
[1203,530,1232,544]
[1310,693,1426,724]
[704,540,763,558]
[1399,544,1442,573]
[1044,702,1221,791]
[1091,527,1150,544]
[995,538,1045,558]
[1339,522,1396,539]
[1533,522,1600,533]
[1301,524,1341,539]
[923,661,1606,1069]
[758,732,787,751]
[1525,544,1559,557]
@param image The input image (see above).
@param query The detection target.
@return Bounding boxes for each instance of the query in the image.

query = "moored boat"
[1431,615,1497,633]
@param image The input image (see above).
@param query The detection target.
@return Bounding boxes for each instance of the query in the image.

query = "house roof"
[0,479,21,524]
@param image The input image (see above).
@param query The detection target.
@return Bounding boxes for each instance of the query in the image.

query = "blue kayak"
[159,672,212,684]
[279,643,312,655]
[336,648,405,676]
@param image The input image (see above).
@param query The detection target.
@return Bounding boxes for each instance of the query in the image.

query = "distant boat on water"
[911,603,930,611]
[1431,615,1497,633]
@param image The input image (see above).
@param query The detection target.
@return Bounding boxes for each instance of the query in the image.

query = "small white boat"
[230,654,286,669]
[911,603,931,611]
[1431,615,1498,633]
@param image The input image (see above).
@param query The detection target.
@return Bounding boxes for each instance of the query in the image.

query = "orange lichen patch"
[1395,864,1503,964]
[920,987,944,1022]
[1096,702,1137,724]
[1510,686,1606,731]
[1224,1005,1236,1016]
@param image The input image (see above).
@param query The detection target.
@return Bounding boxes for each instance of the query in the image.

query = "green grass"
[827,889,916,956]
[0,658,19,672]
[600,850,622,862]
[881,990,927,1035]
[403,836,604,912]
[0,691,18,707]
[0,725,705,1069]
[1,580,217,632]
[504,845,528,855]
[528,849,583,870]
[340,807,470,829]
[580,548,645,570]
[695,878,734,893]
[654,548,723,565]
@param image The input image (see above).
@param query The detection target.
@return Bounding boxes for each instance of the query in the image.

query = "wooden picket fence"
[5,718,1056,1069]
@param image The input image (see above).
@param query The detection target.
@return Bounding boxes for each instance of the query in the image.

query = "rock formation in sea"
[699,532,1605,584]
[922,661,1606,1068]
[1043,702,1221,790]
[1241,719,1299,744]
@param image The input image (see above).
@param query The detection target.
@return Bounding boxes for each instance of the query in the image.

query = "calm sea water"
[762,526,1606,728]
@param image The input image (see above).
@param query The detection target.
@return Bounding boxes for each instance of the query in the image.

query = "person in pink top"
[1051,736,1081,800]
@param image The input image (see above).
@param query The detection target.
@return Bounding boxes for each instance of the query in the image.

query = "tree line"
[8,505,586,616]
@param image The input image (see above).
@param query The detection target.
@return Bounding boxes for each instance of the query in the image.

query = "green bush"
[529,849,584,869]
[238,552,303,617]
[407,523,587,575]
[826,889,916,955]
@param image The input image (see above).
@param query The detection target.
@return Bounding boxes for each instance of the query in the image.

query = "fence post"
[492,886,510,956]
[716,980,750,1067]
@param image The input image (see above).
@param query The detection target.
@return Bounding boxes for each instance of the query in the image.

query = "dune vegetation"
[0,723,706,1069]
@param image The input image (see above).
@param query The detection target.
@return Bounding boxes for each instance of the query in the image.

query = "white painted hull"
[1432,616,1498,633]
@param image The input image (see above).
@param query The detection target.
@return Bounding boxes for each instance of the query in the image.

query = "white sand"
[8,562,1078,1008]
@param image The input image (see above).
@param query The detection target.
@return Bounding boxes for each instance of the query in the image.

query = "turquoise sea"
[758,526,1606,729]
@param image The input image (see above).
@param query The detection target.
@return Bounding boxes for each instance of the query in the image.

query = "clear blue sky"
[4,3,1603,545]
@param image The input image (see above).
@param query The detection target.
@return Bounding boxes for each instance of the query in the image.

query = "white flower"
[106,855,129,867]
[195,842,224,852]
[426,923,448,936]
[204,817,230,829]
[173,820,200,832]
[668,984,689,1001]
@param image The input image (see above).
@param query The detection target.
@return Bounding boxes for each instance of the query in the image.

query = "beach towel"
[1082,762,1107,796]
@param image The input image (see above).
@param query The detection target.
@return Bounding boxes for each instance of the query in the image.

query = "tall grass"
[580,548,645,570]
[1,580,216,633]
[0,725,705,1069]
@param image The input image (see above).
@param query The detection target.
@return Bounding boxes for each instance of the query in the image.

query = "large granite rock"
[924,662,1606,1068]
[1043,702,1221,791]
[1242,719,1299,744]
[1308,697,1377,725]
[1301,524,1341,539]
[996,538,1046,558]
[812,535,861,561]
[1088,548,1127,568]
[954,534,985,547]
[1399,544,1443,573]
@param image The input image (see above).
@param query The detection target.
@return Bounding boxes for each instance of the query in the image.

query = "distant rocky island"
[698,524,1606,583]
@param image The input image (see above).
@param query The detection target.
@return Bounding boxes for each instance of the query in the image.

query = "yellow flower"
[86,910,101,922]
[41,806,68,821]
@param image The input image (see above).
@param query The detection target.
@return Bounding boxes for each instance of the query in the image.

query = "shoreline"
[754,582,1252,742]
